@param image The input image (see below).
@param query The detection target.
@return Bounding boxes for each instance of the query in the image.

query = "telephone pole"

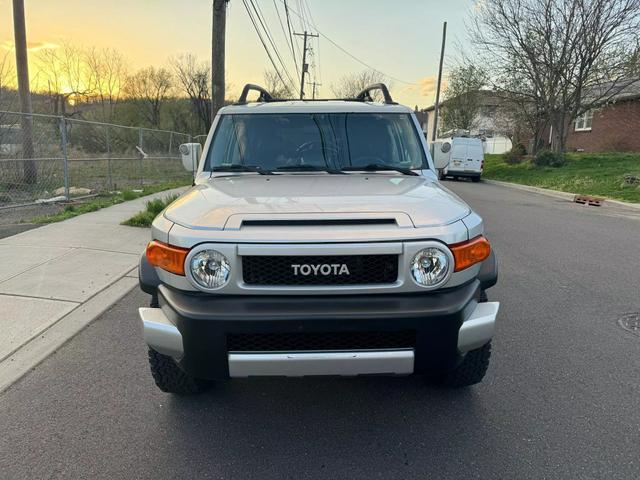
[294,31,318,99]
[431,21,447,142]
[12,0,36,184]
[211,0,228,120]
[307,81,321,99]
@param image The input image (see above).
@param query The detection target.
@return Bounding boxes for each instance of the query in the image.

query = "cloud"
[474,0,488,12]
[1,40,59,52]
[403,75,448,104]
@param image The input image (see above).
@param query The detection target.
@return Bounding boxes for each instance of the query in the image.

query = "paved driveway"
[1,181,639,479]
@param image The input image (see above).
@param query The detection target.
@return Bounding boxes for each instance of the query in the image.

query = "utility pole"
[307,81,321,99]
[431,21,447,142]
[294,31,318,99]
[211,0,228,120]
[12,0,36,184]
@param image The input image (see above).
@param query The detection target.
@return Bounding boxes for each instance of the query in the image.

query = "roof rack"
[233,82,397,105]
[355,83,396,104]
[236,84,274,104]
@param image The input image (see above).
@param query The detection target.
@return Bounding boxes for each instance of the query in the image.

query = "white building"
[415,91,513,154]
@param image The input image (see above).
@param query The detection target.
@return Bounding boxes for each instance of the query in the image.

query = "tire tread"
[148,348,210,394]
[437,342,492,388]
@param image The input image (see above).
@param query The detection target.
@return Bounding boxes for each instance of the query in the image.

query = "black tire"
[436,342,492,388]
[471,176,481,183]
[148,348,211,394]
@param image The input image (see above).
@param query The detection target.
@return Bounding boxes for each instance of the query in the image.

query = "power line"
[273,0,299,77]
[296,0,307,30]
[276,0,418,86]
[301,0,322,84]
[284,1,302,71]
[241,0,295,93]
[248,0,297,90]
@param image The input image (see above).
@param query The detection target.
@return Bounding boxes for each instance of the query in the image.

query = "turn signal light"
[450,236,491,272]
[146,240,189,275]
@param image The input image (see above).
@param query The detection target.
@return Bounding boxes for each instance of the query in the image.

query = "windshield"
[205,113,428,172]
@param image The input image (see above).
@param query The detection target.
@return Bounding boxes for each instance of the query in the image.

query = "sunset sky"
[0,0,476,107]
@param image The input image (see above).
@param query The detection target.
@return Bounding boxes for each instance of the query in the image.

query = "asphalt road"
[2,181,640,479]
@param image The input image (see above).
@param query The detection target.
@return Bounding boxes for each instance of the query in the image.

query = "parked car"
[433,137,485,182]
[137,83,500,394]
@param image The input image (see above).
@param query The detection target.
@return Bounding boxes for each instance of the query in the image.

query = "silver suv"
[138,84,499,394]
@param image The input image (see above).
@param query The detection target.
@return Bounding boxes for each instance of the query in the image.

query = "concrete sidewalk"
[0,187,187,392]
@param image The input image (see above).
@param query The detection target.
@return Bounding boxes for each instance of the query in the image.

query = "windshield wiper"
[276,165,345,174]
[341,163,419,176]
[212,165,273,175]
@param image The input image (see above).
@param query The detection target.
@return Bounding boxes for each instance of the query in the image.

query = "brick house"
[566,83,640,152]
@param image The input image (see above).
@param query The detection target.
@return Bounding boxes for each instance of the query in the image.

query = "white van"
[433,137,484,182]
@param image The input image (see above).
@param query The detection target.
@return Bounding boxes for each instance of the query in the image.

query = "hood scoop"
[224,212,414,230]
[240,218,397,227]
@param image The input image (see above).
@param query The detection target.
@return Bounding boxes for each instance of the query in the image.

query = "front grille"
[242,255,398,286]
[227,331,416,352]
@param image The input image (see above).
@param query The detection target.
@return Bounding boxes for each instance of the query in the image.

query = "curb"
[0,186,188,394]
[483,179,640,211]
[0,274,138,394]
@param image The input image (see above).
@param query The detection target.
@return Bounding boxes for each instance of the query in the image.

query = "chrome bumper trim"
[458,301,499,353]
[228,349,415,377]
[139,307,184,359]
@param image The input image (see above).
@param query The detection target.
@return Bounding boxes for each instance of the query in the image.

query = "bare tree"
[330,70,390,100]
[86,47,128,122]
[35,43,95,116]
[0,51,17,148]
[0,50,16,111]
[263,69,294,98]
[124,66,172,128]
[440,64,487,132]
[172,54,211,131]
[472,0,640,153]
[492,94,546,152]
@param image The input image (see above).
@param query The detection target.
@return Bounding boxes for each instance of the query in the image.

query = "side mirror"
[179,143,202,175]
[441,142,451,153]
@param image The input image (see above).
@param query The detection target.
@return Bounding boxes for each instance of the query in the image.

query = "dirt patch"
[0,203,64,239]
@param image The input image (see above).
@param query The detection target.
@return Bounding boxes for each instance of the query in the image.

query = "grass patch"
[121,194,180,227]
[483,152,640,203]
[32,181,187,224]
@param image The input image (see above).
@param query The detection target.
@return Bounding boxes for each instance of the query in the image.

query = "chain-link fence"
[0,110,197,208]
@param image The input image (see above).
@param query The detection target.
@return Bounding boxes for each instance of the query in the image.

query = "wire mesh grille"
[227,330,416,352]
[242,255,399,286]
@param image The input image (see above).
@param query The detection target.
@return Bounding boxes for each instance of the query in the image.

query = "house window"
[575,110,593,131]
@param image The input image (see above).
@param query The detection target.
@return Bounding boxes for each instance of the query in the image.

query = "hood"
[163,174,471,230]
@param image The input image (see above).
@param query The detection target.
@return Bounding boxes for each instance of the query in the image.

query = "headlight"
[189,250,231,289]
[410,247,451,287]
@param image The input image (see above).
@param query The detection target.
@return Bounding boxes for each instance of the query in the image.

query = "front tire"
[435,342,492,388]
[471,176,481,183]
[148,348,211,394]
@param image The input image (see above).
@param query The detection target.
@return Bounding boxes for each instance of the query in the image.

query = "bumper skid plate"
[228,349,414,377]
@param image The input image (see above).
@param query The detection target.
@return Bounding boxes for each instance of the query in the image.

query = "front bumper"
[139,280,499,380]
[445,169,482,178]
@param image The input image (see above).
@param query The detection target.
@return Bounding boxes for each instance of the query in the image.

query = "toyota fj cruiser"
[138,84,499,394]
